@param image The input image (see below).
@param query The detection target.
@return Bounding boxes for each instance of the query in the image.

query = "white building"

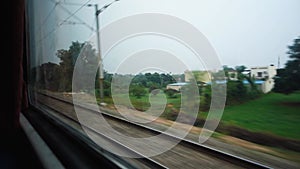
[248,65,277,93]
[250,65,277,80]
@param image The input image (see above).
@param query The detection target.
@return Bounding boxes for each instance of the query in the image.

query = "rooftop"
[167,82,189,86]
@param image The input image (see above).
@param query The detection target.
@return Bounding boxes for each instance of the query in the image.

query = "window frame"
[23,1,138,168]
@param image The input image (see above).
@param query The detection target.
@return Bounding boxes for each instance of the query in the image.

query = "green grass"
[218,92,300,140]
[101,90,300,140]
[102,91,181,111]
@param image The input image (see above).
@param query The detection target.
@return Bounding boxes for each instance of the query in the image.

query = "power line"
[36,1,59,38]
[37,0,95,44]
[46,0,95,31]
[41,2,59,27]
[35,0,62,44]
[37,0,118,45]
[37,25,58,44]
[58,2,89,6]
[56,1,95,31]
[88,16,96,37]
[59,0,92,27]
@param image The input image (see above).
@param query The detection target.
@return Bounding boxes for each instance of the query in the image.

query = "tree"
[129,85,147,98]
[132,74,147,87]
[56,41,99,92]
[102,71,113,97]
[274,36,300,94]
[226,80,247,105]
[161,73,176,87]
[222,65,234,78]
[71,42,99,92]
[235,65,247,80]
[38,62,60,91]
[235,65,246,74]
[199,85,211,111]
[56,41,84,92]
[164,88,178,98]
[149,83,160,95]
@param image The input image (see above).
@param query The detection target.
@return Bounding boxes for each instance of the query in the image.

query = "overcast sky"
[35,0,300,74]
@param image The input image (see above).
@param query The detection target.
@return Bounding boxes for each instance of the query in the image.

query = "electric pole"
[95,4,104,103]
[89,0,119,104]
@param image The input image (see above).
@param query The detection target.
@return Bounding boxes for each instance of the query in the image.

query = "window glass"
[27,0,300,168]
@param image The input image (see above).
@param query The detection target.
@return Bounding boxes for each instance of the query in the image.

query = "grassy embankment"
[101,91,300,140]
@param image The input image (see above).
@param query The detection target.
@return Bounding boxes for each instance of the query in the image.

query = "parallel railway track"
[36,92,271,169]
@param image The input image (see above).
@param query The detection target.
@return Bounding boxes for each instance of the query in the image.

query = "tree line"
[31,41,100,92]
[31,41,177,96]
[32,35,300,110]
[31,41,261,109]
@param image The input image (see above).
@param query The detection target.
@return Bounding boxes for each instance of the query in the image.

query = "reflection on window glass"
[27,0,300,168]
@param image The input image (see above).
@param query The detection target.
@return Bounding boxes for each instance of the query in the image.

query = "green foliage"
[161,73,176,87]
[101,72,113,97]
[103,88,111,97]
[129,85,147,98]
[199,79,261,110]
[221,92,300,139]
[164,88,179,98]
[226,80,247,105]
[56,41,95,92]
[131,74,148,87]
[235,65,246,74]
[199,85,211,111]
[34,62,60,91]
[74,43,98,91]
[274,36,300,94]
[222,65,234,79]
[34,41,98,92]
[149,83,160,95]
[131,73,176,89]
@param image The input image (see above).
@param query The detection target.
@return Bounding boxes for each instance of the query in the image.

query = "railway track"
[36,92,271,169]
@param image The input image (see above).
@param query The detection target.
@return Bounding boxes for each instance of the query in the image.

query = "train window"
[26,0,300,168]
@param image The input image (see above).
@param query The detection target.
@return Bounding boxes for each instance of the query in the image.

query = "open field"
[103,91,300,141]
[205,92,300,140]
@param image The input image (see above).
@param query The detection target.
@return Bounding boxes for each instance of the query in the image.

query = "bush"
[246,89,262,99]
[104,88,111,97]
[129,85,147,98]
[226,80,247,105]
[199,86,211,111]
[164,89,179,98]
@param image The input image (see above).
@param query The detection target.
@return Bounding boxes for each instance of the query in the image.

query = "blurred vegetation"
[274,36,300,94]
[200,92,300,140]
[32,39,300,151]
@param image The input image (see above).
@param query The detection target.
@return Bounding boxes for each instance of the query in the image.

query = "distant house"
[183,65,277,93]
[250,65,277,80]
[243,65,277,93]
[166,82,189,91]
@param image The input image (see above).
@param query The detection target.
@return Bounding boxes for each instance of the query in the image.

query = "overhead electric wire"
[56,0,95,31]
[37,25,58,44]
[35,1,59,40]
[41,2,58,27]
[59,0,92,27]
[57,2,88,6]
[88,16,97,37]
[37,0,95,44]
